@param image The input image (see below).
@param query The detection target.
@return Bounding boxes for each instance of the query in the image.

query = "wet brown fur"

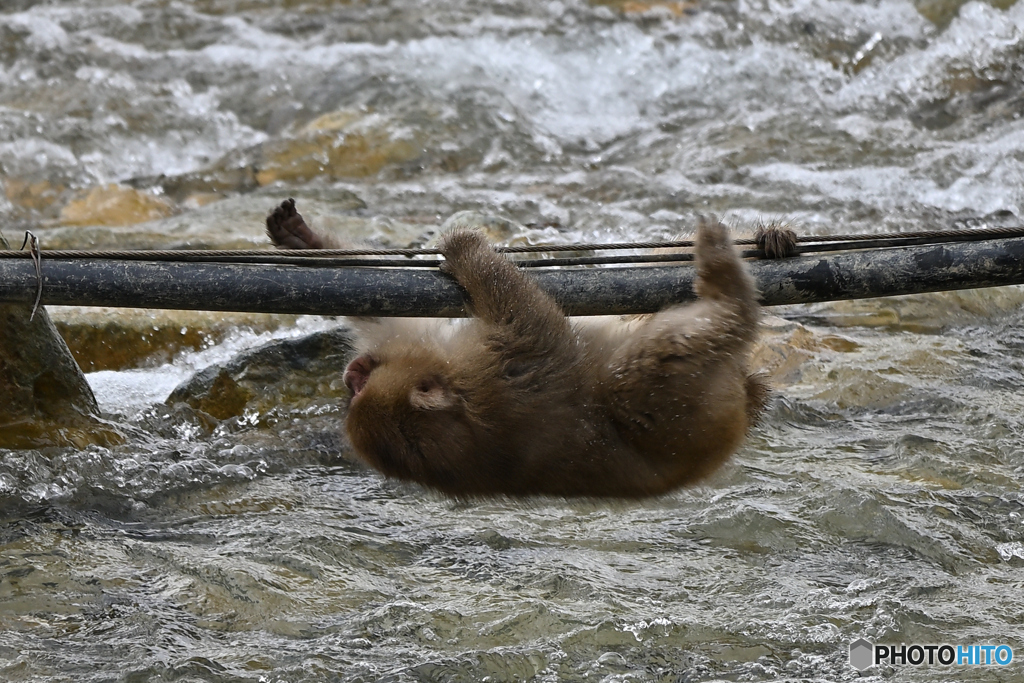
[753,221,799,259]
[267,200,769,498]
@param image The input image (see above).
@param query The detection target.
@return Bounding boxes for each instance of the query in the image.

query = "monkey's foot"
[266,198,324,249]
[754,221,798,258]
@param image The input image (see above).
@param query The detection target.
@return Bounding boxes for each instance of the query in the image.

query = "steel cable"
[1,225,1022,267]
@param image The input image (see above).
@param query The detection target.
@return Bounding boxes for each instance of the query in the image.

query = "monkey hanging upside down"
[267,199,769,498]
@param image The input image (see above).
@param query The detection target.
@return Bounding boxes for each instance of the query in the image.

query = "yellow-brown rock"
[913,0,1015,28]
[183,192,226,209]
[152,164,259,202]
[303,110,365,133]
[59,184,175,227]
[592,0,697,15]
[28,191,370,251]
[752,317,861,387]
[4,178,67,212]
[184,369,254,420]
[254,110,421,185]
[794,286,1024,333]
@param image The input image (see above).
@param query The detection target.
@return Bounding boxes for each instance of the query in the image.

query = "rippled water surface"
[3,0,1024,681]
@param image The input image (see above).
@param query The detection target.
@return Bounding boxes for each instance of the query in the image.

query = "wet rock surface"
[0,234,121,449]
[59,184,174,227]
[166,325,356,421]
[29,188,370,251]
[50,307,305,372]
[790,286,1024,332]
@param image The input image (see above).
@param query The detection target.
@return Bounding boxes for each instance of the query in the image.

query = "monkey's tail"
[744,372,772,430]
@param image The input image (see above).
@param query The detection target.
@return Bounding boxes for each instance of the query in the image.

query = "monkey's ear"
[409,376,460,411]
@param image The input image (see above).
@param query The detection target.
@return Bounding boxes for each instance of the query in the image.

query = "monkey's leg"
[693,218,756,308]
[598,219,768,467]
[689,217,759,344]
[266,200,381,331]
[607,218,760,375]
[439,230,573,352]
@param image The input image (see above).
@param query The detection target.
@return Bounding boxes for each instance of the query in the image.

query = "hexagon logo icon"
[850,638,874,670]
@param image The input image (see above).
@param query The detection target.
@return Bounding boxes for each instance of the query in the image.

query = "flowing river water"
[2,0,1024,681]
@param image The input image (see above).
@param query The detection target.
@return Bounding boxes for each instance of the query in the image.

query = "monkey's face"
[344,349,472,484]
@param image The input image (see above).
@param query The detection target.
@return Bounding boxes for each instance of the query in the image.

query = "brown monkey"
[267,200,768,498]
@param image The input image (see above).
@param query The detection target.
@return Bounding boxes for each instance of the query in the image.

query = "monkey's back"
[448,323,755,499]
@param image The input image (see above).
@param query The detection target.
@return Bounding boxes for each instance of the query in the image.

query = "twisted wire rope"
[1,226,1022,267]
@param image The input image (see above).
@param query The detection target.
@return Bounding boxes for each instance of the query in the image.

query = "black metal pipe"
[0,238,1022,316]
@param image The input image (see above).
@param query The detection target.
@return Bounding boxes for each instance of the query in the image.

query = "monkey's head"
[343,346,477,488]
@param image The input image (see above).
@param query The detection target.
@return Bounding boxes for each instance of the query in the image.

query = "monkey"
[266,199,769,498]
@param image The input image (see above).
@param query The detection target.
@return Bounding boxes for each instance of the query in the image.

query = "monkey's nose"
[344,356,376,396]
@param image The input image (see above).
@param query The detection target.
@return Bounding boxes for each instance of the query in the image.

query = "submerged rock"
[0,233,123,449]
[789,286,1024,333]
[752,316,862,387]
[50,307,306,372]
[166,326,356,421]
[59,184,175,227]
[4,177,68,215]
[591,0,697,16]
[33,189,372,251]
[254,109,422,185]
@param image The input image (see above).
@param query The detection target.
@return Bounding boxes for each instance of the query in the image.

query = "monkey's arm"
[439,230,571,344]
